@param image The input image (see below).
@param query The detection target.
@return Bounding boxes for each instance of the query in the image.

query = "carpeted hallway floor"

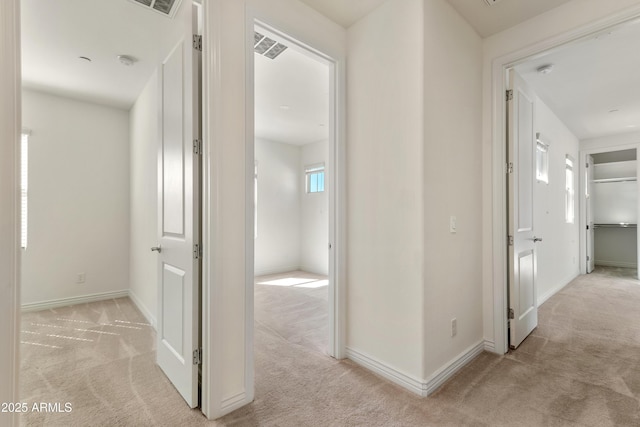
[20,267,640,426]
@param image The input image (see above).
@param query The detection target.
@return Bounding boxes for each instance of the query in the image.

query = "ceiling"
[298,0,573,36]
[254,40,329,145]
[21,0,184,109]
[514,19,640,140]
[445,0,574,38]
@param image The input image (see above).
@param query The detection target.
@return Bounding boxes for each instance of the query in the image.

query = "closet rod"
[593,223,637,229]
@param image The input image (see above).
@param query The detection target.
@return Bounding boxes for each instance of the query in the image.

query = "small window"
[305,163,325,193]
[21,132,29,249]
[536,133,549,184]
[565,155,574,224]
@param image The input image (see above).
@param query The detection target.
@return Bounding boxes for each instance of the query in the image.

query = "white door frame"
[246,17,346,359]
[0,1,21,425]
[579,144,640,275]
[490,6,640,354]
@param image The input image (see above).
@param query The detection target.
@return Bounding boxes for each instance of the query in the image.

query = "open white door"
[154,3,201,408]
[507,70,539,350]
[586,154,595,273]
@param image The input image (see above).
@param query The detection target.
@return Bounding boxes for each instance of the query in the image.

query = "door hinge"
[586,162,590,168]
[193,139,202,155]
[506,162,513,174]
[193,243,202,259]
[508,235,514,246]
[586,225,589,230]
[193,348,202,365]
[506,89,513,101]
[193,35,202,51]
[508,308,514,319]
[587,255,590,261]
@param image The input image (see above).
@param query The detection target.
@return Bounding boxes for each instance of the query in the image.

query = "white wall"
[422,0,483,379]
[482,0,640,352]
[300,140,328,275]
[534,97,580,305]
[129,70,159,326]
[255,138,301,275]
[21,89,130,306]
[347,0,425,379]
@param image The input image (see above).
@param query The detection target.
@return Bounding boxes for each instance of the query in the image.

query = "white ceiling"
[21,0,184,109]
[298,0,572,36]
[514,20,640,140]
[254,42,330,145]
[445,0,573,37]
[297,0,388,28]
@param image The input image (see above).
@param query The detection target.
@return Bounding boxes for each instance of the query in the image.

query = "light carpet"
[19,267,640,426]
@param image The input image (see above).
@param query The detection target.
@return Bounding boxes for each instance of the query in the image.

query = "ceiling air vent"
[129,0,183,18]
[254,32,288,60]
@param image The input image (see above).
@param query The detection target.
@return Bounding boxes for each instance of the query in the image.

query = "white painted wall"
[129,70,159,326]
[422,0,483,380]
[534,97,580,305]
[347,0,425,379]
[20,89,130,306]
[300,140,328,275]
[482,0,640,352]
[0,0,21,420]
[202,0,346,417]
[255,138,301,275]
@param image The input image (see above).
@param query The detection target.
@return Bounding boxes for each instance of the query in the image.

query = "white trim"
[483,339,496,353]
[346,342,485,397]
[537,272,579,307]
[128,290,158,329]
[345,347,426,396]
[21,290,129,313]
[490,5,640,356]
[220,391,248,413]
[424,341,485,396]
[594,260,638,269]
[254,265,302,277]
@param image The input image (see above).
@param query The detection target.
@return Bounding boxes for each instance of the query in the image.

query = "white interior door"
[155,4,200,408]
[586,154,595,273]
[507,70,539,350]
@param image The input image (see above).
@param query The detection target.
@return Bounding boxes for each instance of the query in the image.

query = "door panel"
[508,70,538,350]
[156,2,200,408]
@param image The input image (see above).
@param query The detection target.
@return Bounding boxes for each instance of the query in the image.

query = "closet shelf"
[594,223,637,228]
[593,177,637,183]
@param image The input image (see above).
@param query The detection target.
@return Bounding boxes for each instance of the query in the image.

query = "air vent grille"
[254,32,288,59]
[129,0,182,18]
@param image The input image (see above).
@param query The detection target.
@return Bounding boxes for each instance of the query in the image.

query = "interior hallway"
[19,268,640,425]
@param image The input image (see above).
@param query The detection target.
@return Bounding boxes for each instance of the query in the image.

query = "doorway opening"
[496,12,640,354]
[585,148,638,279]
[18,0,205,420]
[252,23,333,357]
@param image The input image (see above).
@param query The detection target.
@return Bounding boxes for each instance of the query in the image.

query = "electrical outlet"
[76,273,86,284]
[451,318,457,337]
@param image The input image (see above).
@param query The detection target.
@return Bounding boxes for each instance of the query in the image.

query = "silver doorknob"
[532,236,543,243]
[151,246,162,253]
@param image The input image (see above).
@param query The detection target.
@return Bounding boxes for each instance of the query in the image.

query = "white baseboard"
[21,290,129,313]
[220,391,249,415]
[537,271,579,307]
[595,260,638,269]
[128,290,157,329]
[345,347,425,396]
[483,339,496,353]
[424,341,485,395]
[346,341,485,397]
[254,265,301,277]
[299,265,329,276]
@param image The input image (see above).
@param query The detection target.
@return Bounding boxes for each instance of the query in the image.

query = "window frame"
[305,163,325,194]
[565,155,575,224]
